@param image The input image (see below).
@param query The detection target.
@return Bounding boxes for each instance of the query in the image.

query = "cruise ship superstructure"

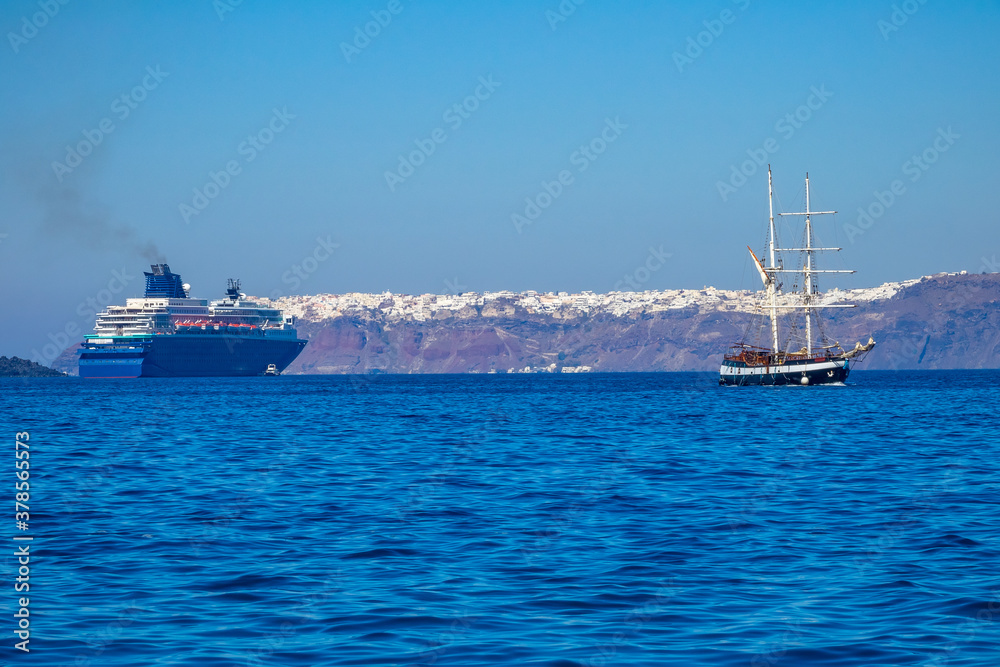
[78,264,307,378]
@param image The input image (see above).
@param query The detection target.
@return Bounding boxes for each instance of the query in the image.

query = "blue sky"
[2,0,999,359]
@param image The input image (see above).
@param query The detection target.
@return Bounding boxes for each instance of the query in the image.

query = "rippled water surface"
[2,371,999,666]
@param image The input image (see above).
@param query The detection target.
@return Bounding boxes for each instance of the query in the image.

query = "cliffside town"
[270,279,919,323]
[263,272,998,374]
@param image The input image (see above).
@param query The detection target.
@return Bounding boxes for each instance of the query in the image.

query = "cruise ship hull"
[79,335,307,378]
[719,357,849,386]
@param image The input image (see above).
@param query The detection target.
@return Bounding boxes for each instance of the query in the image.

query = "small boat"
[720,166,876,386]
[263,364,280,376]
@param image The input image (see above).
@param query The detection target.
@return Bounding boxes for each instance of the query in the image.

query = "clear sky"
[2,0,998,359]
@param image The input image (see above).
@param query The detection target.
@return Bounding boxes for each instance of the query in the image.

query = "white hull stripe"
[720,360,846,376]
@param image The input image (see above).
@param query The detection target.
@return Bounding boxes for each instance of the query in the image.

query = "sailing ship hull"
[719,357,849,386]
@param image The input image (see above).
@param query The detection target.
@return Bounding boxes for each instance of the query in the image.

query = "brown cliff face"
[824,273,1000,370]
[285,274,1000,374]
[50,273,1000,375]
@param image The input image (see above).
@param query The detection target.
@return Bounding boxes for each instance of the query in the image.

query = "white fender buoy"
[800,375,810,385]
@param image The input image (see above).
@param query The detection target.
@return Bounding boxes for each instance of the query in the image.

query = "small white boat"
[263,364,280,376]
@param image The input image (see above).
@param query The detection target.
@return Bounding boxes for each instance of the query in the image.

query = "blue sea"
[2,371,999,666]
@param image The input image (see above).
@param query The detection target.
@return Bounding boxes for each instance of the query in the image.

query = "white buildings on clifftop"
[261,277,932,323]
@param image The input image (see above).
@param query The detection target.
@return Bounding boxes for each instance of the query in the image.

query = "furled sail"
[842,337,877,359]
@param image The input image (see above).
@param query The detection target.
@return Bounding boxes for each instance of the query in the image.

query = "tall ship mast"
[719,167,875,386]
[78,264,307,378]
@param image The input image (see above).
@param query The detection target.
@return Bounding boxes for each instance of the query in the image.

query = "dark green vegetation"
[0,356,66,377]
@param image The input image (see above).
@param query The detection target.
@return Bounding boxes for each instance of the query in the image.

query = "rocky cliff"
[1,356,67,377]
[279,272,999,374]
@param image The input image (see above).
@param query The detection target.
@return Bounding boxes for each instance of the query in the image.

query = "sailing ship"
[719,167,875,386]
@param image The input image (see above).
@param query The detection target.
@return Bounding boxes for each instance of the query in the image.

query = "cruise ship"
[78,264,307,378]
